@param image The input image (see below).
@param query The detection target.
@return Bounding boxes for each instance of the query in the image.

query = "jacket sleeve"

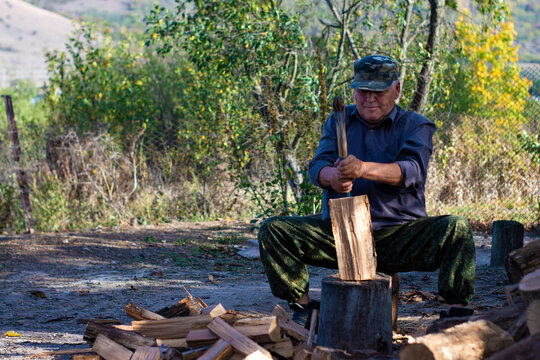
[394,120,436,189]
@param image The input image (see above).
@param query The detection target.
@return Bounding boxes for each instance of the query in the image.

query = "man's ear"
[394,81,401,100]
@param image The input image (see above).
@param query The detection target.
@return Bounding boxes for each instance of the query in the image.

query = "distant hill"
[507,0,540,63]
[0,0,74,87]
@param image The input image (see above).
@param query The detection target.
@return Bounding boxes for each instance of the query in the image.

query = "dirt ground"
[0,221,538,359]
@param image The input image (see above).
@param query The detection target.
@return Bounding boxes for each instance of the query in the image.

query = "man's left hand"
[336,155,363,181]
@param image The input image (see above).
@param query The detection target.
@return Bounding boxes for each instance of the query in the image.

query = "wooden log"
[271,304,309,341]
[427,303,526,336]
[307,309,318,346]
[198,339,234,360]
[207,317,272,359]
[505,240,540,284]
[262,337,294,358]
[329,195,377,280]
[124,302,165,321]
[157,296,202,318]
[485,331,540,360]
[518,268,540,305]
[156,338,187,347]
[131,314,211,339]
[2,95,35,232]
[527,300,540,335]
[490,220,524,267]
[131,346,161,360]
[293,347,313,360]
[400,320,514,360]
[84,321,157,349]
[507,309,530,342]
[317,274,392,354]
[92,334,133,360]
[186,317,281,347]
[201,303,227,318]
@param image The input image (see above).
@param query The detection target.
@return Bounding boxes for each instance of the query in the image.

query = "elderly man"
[258,55,476,325]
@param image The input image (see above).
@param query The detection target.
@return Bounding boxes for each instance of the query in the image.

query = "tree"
[146,0,322,215]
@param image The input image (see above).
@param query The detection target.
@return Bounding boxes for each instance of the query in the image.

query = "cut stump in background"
[491,220,524,267]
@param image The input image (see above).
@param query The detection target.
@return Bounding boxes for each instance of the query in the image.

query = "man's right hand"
[318,165,353,194]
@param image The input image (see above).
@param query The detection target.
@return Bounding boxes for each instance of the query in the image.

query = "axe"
[332,96,350,197]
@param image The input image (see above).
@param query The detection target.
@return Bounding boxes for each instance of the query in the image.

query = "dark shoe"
[289,300,320,329]
[440,307,474,319]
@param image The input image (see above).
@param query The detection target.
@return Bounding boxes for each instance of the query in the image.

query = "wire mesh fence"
[0,63,539,232]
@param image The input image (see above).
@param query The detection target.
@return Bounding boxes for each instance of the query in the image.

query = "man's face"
[353,81,400,126]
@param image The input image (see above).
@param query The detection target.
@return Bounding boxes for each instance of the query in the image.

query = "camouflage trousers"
[258,215,475,305]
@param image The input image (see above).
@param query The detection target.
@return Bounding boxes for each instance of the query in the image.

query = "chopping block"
[317,195,392,354]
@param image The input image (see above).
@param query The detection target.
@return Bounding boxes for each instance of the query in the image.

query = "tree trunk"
[409,0,444,113]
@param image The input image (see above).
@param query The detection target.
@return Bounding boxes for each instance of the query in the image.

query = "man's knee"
[258,216,287,246]
[447,215,472,237]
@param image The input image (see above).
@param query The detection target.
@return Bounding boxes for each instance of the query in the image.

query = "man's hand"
[318,166,353,194]
[336,155,363,181]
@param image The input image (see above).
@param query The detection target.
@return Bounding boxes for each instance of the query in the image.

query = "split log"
[329,195,377,280]
[293,347,313,360]
[527,300,540,335]
[490,220,524,267]
[157,296,202,317]
[272,304,309,342]
[262,337,294,358]
[207,317,272,359]
[505,240,540,284]
[156,338,187,347]
[317,274,392,354]
[485,331,540,360]
[84,321,157,349]
[198,339,234,360]
[124,302,165,321]
[92,333,133,360]
[507,309,530,342]
[518,268,540,305]
[186,316,281,347]
[201,303,227,318]
[400,320,514,360]
[131,314,211,339]
[131,346,161,360]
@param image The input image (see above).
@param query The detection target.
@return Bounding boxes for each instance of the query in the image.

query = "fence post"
[2,95,35,233]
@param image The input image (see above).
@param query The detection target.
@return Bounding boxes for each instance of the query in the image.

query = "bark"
[409,0,445,113]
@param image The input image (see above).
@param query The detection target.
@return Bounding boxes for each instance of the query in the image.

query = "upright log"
[2,95,35,232]
[317,274,392,354]
[505,240,540,284]
[491,220,524,267]
[329,195,377,280]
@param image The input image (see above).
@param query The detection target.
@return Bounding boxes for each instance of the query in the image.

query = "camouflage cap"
[350,55,399,91]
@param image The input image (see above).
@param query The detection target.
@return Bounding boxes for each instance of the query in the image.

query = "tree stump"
[491,220,524,267]
[317,274,392,354]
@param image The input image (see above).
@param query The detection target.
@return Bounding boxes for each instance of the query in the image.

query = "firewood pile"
[399,239,540,360]
[28,240,540,360]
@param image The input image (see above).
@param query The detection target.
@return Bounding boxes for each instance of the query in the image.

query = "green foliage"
[518,130,540,163]
[0,183,25,232]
